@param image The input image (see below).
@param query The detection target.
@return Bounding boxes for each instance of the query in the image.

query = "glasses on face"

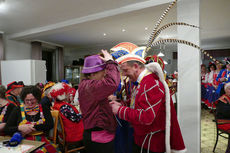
[24,98,37,103]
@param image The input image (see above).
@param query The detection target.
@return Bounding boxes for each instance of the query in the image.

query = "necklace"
[19,104,45,126]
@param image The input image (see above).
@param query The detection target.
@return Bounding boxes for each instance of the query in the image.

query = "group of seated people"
[201,58,230,152]
[0,80,84,153]
[201,58,230,109]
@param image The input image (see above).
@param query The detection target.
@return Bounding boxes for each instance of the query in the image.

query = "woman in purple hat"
[78,50,120,153]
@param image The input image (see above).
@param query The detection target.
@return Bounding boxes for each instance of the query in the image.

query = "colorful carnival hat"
[145,55,165,70]
[61,79,69,84]
[82,55,105,74]
[6,81,24,94]
[50,82,71,101]
[43,81,55,93]
[110,42,146,64]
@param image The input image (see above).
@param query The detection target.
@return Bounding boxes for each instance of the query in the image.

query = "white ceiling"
[0,0,230,49]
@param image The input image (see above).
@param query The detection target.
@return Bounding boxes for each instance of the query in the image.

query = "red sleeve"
[117,78,165,125]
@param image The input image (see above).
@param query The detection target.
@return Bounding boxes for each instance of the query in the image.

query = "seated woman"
[216,82,230,128]
[50,82,84,145]
[215,82,230,153]
[0,85,15,134]
[4,85,57,153]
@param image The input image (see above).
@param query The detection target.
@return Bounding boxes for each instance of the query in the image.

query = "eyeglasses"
[24,98,37,103]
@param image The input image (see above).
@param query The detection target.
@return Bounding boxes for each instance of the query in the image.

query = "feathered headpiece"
[49,82,71,101]
[144,0,219,64]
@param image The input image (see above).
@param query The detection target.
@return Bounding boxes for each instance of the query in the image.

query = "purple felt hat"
[82,55,105,74]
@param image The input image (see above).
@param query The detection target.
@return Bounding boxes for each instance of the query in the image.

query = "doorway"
[42,49,54,81]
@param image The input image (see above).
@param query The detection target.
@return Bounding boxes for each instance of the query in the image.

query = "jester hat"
[110,42,146,64]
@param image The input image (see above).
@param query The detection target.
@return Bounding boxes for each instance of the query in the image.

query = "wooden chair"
[57,114,85,153]
[213,111,230,152]
[49,110,59,144]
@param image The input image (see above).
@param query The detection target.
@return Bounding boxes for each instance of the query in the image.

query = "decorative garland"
[19,104,45,125]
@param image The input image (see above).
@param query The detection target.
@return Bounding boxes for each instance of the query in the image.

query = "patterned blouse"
[60,105,82,123]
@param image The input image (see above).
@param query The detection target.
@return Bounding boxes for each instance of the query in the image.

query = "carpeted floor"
[201,108,228,153]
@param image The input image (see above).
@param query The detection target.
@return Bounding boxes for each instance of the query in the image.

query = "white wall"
[4,38,31,60]
[1,60,46,86]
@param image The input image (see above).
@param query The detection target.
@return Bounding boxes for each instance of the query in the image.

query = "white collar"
[137,68,148,84]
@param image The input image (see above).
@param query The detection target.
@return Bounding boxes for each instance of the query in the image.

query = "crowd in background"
[0,80,83,153]
[201,58,230,109]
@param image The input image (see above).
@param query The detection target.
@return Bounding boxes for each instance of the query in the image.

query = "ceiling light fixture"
[158,51,165,57]
[122,29,126,32]
[103,33,106,36]
[158,43,165,57]
[163,60,168,64]
[145,27,148,30]
[0,0,7,13]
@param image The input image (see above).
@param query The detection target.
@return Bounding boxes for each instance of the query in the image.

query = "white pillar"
[177,0,200,153]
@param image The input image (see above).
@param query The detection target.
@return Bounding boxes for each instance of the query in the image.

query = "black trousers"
[133,143,164,153]
[83,130,115,153]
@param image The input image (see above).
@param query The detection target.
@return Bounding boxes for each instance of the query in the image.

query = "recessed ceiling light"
[0,2,8,13]
[145,27,148,30]
[122,29,126,32]
[103,33,106,36]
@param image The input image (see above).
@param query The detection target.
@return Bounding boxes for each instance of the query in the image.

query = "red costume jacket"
[117,73,186,153]
[53,101,84,142]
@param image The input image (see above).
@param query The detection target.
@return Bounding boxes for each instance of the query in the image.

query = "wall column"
[177,0,200,153]
[31,41,42,60]
[0,33,4,84]
[57,47,64,81]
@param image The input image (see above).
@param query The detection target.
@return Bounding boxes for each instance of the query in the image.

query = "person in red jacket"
[50,82,84,145]
[110,42,186,153]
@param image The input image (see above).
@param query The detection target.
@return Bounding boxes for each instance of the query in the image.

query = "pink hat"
[82,55,105,74]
